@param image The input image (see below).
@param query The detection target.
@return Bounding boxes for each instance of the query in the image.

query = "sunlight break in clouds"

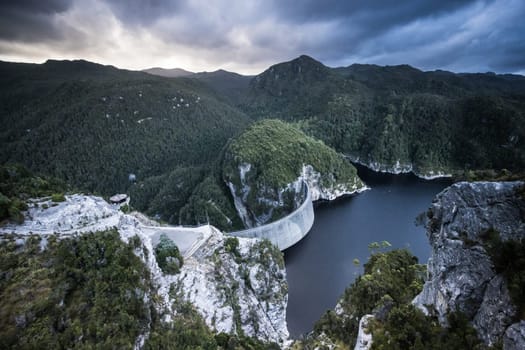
[0,0,523,74]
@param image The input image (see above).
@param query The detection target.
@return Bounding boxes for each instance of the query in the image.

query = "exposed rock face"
[299,165,368,201]
[473,275,516,346]
[227,163,255,227]
[504,321,525,350]
[0,195,289,345]
[226,162,307,228]
[354,314,374,350]
[175,234,289,344]
[227,163,366,228]
[347,155,452,180]
[413,181,525,346]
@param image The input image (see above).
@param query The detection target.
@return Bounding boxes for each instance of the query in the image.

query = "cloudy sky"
[0,0,524,75]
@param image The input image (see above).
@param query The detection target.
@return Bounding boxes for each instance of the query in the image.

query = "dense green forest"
[0,60,250,228]
[223,119,363,224]
[243,56,525,175]
[0,230,153,348]
[0,230,279,349]
[224,119,361,189]
[296,249,499,350]
[1,56,524,229]
[0,164,69,224]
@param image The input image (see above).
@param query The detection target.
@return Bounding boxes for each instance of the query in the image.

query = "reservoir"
[284,165,452,338]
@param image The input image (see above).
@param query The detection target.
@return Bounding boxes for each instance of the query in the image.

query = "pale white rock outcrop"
[354,314,374,350]
[227,162,367,228]
[347,155,452,180]
[299,164,368,201]
[504,321,525,350]
[227,163,255,228]
[176,232,289,344]
[0,194,289,346]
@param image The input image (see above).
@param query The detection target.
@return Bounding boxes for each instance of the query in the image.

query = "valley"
[1,54,524,349]
[2,56,524,231]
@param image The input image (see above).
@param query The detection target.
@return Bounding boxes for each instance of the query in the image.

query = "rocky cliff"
[223,119,366,228]
[0,194,289,346]
[414,181,525,347]
[347,154,452,180]
[174,233,288,343]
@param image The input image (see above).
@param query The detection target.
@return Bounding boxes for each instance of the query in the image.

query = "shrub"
[371,306,488,350]
[481,228,525,320]
[154,234,184,274]
[0,164,66,223]
[120,204,130,213]
[311,249,426,347]
[0,193,11,220]
[51,193,66,202]
[224,237,240,257]
[0,229,152,348]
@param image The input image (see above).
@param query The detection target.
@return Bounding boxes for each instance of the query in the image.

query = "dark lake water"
[284,165,452,338]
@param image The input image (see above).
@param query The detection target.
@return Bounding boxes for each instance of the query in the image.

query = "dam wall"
[228,183,314,251]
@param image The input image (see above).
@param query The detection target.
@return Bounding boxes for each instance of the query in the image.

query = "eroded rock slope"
[414,181,525,347]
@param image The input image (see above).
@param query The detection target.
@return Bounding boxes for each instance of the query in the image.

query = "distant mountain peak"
[194,68,245,77]
[142,67,194,78]
[44,59,110,68]
[346,62,421,72]
[288,54,326,69]
[295,54,318,61]
[38,59,125,76]
[256,54,329,84]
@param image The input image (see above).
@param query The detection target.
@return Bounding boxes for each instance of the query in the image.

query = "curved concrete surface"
[228,183,314,251]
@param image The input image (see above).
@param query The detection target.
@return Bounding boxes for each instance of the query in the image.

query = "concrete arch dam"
[228,183,315,251]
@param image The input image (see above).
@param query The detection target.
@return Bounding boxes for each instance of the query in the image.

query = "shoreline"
[345,155,453,180]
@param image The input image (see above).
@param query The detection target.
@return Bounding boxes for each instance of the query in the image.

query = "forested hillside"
[1,56,524,230]
[145,67,252,105]
[0,230,280,349]
[222,119,364,227]
[0,60,251,227]
[192,70,253,105]
[242,56,525,175]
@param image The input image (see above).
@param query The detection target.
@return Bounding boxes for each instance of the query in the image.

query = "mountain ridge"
[142,67,194,77]
[1,56,524,230]
[242,55,525,176]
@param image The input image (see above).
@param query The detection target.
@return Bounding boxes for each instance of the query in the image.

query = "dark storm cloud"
[260,0,525,74]
[271,0,475,26]
[104,0,186,25]
[101,0,480,56]
[104,0,256,50]
[267,0,478,58]
[0,0,73,42]
[493,43,525,72]
[0,0,524,74]
[354,0,525,74]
